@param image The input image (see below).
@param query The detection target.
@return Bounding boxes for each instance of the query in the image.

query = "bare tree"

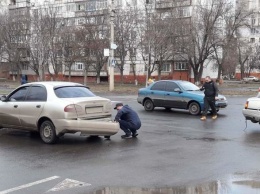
[61,27,82,82]
[183,0,229,84]
[237,38,251,79]
[114,7,137,84]
[0,11,30,81]
[210,1,252,80]
[81,20,109,84]
[27,8,53,81]
[43,6,64,80]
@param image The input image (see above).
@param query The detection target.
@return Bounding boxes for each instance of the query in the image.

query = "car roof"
[23,81,84,87]
[155,80,190,83]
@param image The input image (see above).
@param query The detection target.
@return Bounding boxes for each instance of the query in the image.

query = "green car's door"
[164,82,186,109]
[148,81,167,107]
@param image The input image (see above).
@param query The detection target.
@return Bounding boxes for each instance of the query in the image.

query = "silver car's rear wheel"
[40,120,57,144]
[144,99,154,111]
[189,102,201,115]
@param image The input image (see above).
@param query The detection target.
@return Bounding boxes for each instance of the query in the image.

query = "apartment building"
[3,0,231,83]
[235,0,260,79]
[5,0,149,83]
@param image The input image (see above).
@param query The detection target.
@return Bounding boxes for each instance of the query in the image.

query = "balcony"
[8,4,17,10]
[155,0,191,9]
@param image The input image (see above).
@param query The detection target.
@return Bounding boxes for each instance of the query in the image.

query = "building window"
[22,63,29,70]
[250,38,255,43]
[87,1,96,11]
[86,17,96,24]
[178,7,190,18]
[252,18,256,26]
[75,63,83,70]
[77,3,85,11]
[174,62,188,70]
[67,4,75,12]
[130,63,136,73]
[67,18,75,26]
[251,28,256,34]
[162,63,171,72]
[76,18,85,25]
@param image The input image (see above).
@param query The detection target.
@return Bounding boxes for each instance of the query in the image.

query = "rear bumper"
[53,118,120,136]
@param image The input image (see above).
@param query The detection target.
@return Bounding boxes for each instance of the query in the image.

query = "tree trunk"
[96,72,101,84]
[131,64,137,85]
[120,68,124,84]
[69,65,72,82]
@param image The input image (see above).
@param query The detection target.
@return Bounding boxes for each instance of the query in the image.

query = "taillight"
[64,104,83,112]
[245,101,249,109]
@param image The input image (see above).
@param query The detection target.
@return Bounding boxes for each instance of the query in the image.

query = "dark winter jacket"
[115,105,141,129]
[200,81,218,97]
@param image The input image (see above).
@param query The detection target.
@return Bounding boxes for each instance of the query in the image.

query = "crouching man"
[114,103,141,139]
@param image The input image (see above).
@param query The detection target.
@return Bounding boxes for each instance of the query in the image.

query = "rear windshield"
[54,86,96,98]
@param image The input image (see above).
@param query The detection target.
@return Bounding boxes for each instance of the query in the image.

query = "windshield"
[54,86,96,98]
[179,81,200,91]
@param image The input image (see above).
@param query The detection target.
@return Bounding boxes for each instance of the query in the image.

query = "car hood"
[187,90,226,99]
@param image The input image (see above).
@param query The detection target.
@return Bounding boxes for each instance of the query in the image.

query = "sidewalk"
[0,81,258,96]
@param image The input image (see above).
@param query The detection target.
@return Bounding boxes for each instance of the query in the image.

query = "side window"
[25,86,47,101]
[150,82,166,91]
[8,87,30,101]
[165,82,180,92]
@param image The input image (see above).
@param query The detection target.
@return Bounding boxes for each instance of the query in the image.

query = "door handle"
[151,92,154,94]
[166,93,170,95]
[14,105,18,108]
[36,105,41,108]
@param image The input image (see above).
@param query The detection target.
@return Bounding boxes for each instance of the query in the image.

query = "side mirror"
[174,88,182,93]
[0,95,7,101]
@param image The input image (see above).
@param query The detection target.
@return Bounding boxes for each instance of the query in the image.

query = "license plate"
[85,106,103,114]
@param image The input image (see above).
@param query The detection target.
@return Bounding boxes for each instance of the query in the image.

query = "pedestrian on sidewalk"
[200,76,219,121]
[114,103,141,139]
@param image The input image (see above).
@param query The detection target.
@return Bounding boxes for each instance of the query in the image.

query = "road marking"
[47,178,91,192]
[0,176,60,194]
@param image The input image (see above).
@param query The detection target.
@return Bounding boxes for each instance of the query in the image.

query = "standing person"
[147,77,154,86]
[114,103,141,139]
[200,76,219,121]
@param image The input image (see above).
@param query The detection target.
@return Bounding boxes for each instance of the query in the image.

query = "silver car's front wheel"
[40,120,57,144]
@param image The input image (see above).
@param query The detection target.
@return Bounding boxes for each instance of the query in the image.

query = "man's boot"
[200,116,206,121]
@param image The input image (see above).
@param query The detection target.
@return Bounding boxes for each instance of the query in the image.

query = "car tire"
[189,102,201,115]
[39,120,57,144]
[144,99,154,111]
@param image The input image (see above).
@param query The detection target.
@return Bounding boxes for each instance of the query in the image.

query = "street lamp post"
[109,0,115,91]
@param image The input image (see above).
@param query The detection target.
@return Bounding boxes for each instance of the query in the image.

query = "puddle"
[91,176,260,194]
[185,137,230,142]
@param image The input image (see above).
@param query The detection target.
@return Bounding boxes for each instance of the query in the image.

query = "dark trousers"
[202,97,217,116]
[118,120,139,135]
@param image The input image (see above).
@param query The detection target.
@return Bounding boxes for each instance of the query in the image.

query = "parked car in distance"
[243,87,260,124]
[137,80,228,115]
[0,81,119,144]
[242,76,259,82]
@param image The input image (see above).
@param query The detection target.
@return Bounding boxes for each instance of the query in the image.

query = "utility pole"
[145,0,151,87]
[109,0,115,91]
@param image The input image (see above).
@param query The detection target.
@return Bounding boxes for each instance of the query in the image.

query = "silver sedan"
[0,81,119,144]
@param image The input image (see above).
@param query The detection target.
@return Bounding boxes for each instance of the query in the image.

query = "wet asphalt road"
[1,96,260,193]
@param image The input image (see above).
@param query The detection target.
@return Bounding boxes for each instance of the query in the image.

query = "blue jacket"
[20,75,27,85]
[115,105,141,129]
